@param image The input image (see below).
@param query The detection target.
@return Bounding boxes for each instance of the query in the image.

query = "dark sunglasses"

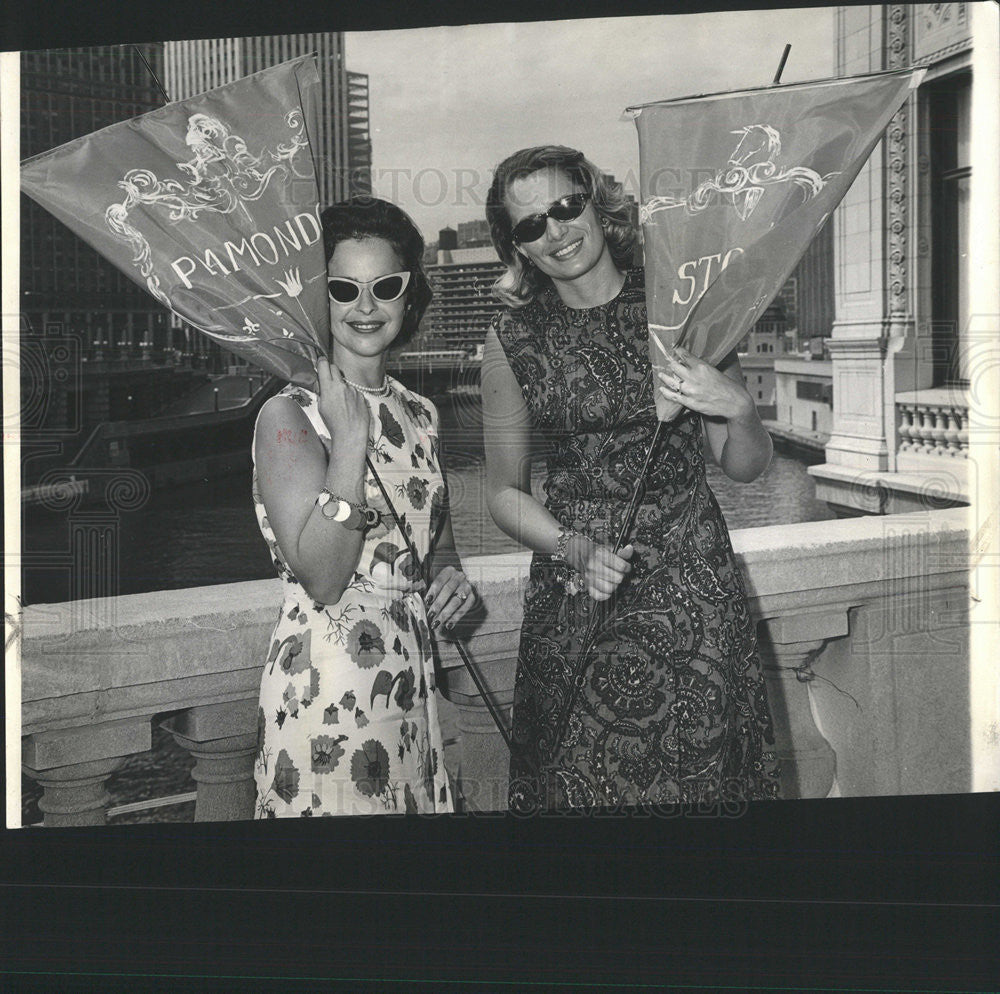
[510,193,590,245]
[327,271,411,304]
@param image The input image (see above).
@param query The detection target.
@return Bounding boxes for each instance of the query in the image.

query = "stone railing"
[18,508,975,825]
[896,388,970,461]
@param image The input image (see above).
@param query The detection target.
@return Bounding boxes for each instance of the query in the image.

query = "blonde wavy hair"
[486,145,638,308]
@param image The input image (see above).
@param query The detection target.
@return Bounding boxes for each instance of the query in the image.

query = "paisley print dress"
[493,268,780,811]
[251,380,453,817]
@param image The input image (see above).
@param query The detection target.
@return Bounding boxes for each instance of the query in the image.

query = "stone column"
[810,5,919,514]
[23,757,126,828]
[758,610,851,800]
[824,336,893,474]
[21,716,151,828]
[161,699,258,822]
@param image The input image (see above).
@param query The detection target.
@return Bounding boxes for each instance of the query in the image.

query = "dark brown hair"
[321,198,432,348]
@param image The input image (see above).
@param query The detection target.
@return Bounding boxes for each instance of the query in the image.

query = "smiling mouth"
[551,238,583,260]
[347,321,385,332]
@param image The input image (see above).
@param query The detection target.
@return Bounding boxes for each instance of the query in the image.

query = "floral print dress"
[494,268,781,812]
[251,379,454,817]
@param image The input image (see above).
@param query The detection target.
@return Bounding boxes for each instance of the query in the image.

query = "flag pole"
[131,45,171,104]
[772,43,792,84]
[544,44,794,762]
[364,455,537,774]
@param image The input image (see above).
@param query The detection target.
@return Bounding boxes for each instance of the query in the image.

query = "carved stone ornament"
[914,3,972,62]
[886,5,911,318]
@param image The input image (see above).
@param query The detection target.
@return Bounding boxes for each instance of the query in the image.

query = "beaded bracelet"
[553,525,583,563]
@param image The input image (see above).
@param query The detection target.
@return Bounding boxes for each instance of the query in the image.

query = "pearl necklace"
[343,375,390,397]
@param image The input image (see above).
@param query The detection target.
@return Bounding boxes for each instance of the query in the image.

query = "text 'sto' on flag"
[21,56,328,389]
[633,69,924,421]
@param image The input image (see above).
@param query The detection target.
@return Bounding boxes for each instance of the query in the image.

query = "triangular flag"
[21,56,329,389]
[632,67,925,420]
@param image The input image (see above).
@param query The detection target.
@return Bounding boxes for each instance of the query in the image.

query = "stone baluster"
[942,406,960,456]
[450,697,515,813]
[907,403,926,453]
[161,699,259,822]
[897,404,916,452]
[954,406,968,455]
[23,758,127,828]
[928,405,948,455]
[912,404,926,450]
[917,404,936,455]
[757,610,850,800]
[905,404,919,450]
[21,716,152,828]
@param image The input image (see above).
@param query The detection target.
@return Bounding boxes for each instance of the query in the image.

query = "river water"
[19,394,833,824]
[22,393,833,605]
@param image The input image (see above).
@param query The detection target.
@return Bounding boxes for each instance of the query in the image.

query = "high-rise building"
[20,45,171,354]
[456,219,491,249]
[18,45,206,456]
[164,34,364,204]
[419,232,505,354]
[346,71,373,197]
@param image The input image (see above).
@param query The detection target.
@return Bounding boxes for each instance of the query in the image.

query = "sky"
[345,7,837,240]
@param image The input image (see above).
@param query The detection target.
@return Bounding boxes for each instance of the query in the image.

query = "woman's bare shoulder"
[255,393,323,460]
[258,392,315,428]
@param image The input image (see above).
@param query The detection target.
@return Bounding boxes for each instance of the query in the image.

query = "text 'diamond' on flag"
[21,56,329,388]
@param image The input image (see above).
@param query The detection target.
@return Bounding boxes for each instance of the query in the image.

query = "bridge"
[18,506,987,825]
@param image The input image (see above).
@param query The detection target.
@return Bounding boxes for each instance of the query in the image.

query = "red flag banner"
[20,56,328,389]
[631,68,925,421]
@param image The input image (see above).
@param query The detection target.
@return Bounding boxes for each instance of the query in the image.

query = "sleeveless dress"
[493,268,781,811]
[251,379,454,817]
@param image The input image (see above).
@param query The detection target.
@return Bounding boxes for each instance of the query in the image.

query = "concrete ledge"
[895,387,970,406]
[21,579,284,734]
[19,508,982,800]
[809,463,970,512]
[733,506,969,599]
[23,510,970,717]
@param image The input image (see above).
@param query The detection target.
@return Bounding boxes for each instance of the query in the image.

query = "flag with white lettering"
[20,56,327,388]
[631,67,925,420]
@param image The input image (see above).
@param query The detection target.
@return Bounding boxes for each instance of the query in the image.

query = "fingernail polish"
[433,619,440,630]
[445,620,454,630]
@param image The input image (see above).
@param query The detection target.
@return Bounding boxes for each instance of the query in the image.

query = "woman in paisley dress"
[251,198,476,817]
[482,145,781,812]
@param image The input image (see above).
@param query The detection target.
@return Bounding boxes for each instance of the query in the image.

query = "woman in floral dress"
[251,198,476,817]
[482,146,781,812]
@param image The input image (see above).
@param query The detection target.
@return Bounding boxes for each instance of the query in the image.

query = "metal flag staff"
[364,455,540,777]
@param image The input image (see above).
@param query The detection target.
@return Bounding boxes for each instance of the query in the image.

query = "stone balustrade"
[896,388,970,460]
[19,507,978,825]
